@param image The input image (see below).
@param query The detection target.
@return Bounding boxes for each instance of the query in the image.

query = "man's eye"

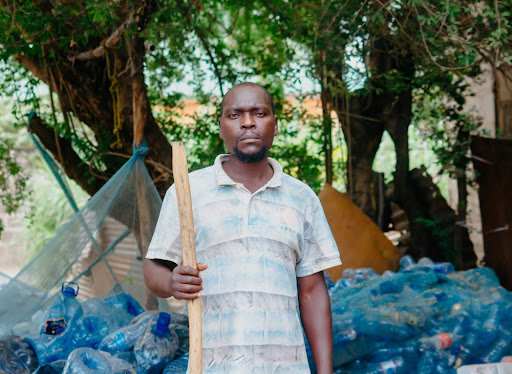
[255,112,265,117]
[229,113,239,119]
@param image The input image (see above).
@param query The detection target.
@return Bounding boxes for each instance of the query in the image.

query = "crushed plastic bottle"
[0,334,38,374]
[134,312,179,373]
[62,347,112,374]
[99,311,159,354]
[163,353,189,373]
[103,293,144,317]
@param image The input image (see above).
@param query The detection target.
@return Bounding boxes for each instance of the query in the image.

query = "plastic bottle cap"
[158,312,171,325]
[61,281,79,297]
[154,312,171,336]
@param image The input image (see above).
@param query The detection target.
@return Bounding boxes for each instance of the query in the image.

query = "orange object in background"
[318,184,402,282]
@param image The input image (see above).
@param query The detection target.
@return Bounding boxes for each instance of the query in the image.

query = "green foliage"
[416,217,458,264]
[0,138,29,236]
[413,83,482,185]
[19,156,88,263]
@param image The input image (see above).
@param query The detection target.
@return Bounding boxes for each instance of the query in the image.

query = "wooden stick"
[172,141,202,374]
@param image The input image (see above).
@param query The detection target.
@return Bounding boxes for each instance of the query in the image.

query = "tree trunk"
[336,94,385,223]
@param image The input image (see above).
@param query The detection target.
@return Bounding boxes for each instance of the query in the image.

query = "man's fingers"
[175,274,202,285]
[173,291,201,300]
[176,265,201,276]
[197,263,208,271]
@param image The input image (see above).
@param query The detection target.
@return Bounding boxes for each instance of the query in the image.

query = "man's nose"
[241,113,255,128]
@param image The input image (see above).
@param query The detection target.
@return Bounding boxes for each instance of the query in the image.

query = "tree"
[1,0,511,267]
[247,0,511,268]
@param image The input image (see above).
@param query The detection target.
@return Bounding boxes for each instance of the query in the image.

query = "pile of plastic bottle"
[308,256,512,374]
[1,255,512,373]
[0,281,190,373]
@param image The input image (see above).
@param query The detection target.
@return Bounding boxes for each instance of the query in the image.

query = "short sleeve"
[145,185,183,265]
[296,200,341,277]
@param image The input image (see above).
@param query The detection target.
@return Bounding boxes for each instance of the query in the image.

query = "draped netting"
[0,142,168,337]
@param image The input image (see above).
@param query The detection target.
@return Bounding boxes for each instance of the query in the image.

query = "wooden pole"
[130,36,158,310]
[172,141,202,374]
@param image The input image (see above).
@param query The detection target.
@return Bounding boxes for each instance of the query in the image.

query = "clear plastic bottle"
[419,332,460,350]
[359,315,415,341]
[70,315,109,350]
[399,255,416,272]
[367,343,419,366]
[416,349,437,374]
[358,356,408,374]
[432,262,455,274]
[99,311,159,354]
[480,330,512,363]
[163,353,189,374]
[451,311,470,337]
[480,303,500,347]
[342,268,378,283]
[134,312,179,374]
[62,347,112,374]
[103,293,144,317]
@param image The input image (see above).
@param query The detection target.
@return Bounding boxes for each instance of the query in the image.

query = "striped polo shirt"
[146,154,341,373]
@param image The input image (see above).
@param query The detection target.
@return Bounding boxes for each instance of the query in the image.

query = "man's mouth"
[238,133,261,142]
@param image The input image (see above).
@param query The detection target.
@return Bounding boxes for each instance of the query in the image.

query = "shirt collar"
[214,154,283,188]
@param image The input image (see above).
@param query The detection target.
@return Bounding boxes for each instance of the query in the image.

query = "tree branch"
[70,21,129,62]
[28,115,106,196]
[69,0,157,62]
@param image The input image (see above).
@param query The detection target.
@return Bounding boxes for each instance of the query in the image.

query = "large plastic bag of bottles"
[311,255,512,374]
[19,282,189,373]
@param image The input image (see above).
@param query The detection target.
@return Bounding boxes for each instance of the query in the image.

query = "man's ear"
[274,117,279,136]
[218,120,224,140]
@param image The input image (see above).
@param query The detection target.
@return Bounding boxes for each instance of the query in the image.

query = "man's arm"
[298,271,333,374]
[143,258,207,299]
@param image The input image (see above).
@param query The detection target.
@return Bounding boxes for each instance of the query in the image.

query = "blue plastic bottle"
[24,282,84,365]
[42,282,83,336]
[134,312,179,373]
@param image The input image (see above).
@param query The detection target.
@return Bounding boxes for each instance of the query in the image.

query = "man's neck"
[222,155,274,194]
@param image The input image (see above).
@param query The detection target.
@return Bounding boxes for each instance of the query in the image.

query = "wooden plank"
[172,141,202,373]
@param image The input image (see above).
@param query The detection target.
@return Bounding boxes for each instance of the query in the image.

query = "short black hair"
[219,82,275,117]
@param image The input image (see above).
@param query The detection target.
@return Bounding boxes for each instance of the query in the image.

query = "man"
[144,82,341,373]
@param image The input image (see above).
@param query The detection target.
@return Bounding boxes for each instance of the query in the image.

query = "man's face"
[219,85,278,163]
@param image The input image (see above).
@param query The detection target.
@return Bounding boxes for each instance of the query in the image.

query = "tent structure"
[0,141,167,337]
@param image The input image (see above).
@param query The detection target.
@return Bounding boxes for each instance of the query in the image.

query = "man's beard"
[233,145,268,163]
